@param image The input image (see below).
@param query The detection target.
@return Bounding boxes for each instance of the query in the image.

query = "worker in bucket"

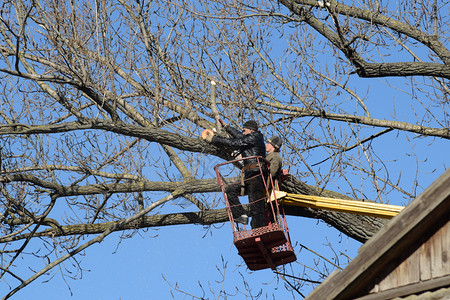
[265,136,283,182]
[202,119,267,229]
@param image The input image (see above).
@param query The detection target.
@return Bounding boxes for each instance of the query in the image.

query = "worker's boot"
[235,214,249,225]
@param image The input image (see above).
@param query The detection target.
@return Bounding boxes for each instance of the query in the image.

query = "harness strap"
[242,164,260,172]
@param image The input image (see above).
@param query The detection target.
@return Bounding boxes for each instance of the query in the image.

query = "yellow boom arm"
[271,191,404,219]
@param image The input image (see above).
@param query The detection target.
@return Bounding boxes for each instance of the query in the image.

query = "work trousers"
[226,170,267,229]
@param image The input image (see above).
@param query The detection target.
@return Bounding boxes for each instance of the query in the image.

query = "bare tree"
[0,0,448,298]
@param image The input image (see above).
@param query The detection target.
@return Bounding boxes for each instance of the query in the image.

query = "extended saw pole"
[271,191,404,219]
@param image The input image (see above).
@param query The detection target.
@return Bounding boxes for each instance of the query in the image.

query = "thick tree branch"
[2,112,449,146]
[0,175,221,197]
[280,0,450,78]
[0,172,385,244]
[254,100,450,139]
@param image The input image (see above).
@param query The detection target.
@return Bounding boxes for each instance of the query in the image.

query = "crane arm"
[271,191,404,219]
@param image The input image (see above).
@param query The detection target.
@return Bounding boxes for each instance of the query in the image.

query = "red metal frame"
[214,156,296,271]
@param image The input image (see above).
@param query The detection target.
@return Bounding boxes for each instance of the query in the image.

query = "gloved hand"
[201,129,214,143]
[204,131,213,142]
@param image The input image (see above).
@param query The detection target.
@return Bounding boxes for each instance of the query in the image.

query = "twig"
[312,128,393,166]
[274,271,322,284]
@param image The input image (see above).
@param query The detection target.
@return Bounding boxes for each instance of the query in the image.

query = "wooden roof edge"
[354,275,450,300]
[305,169,450,300]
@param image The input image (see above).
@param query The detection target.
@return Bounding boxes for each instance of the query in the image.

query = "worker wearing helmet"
[202,120,267,229]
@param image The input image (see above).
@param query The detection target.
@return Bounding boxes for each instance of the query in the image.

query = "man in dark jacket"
[202,120,267,229]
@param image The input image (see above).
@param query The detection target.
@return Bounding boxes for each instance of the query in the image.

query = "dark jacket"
[211,125,266,169]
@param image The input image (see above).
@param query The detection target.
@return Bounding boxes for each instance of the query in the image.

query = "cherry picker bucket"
[214,156,296,271]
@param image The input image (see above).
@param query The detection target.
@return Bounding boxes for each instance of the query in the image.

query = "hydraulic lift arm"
[272,191,404,219]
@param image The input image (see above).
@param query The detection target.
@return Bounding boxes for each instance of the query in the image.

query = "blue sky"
[4,127,448,299]
[1,1,449,299]
[13,215,362,299]
[4,72,448,300]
